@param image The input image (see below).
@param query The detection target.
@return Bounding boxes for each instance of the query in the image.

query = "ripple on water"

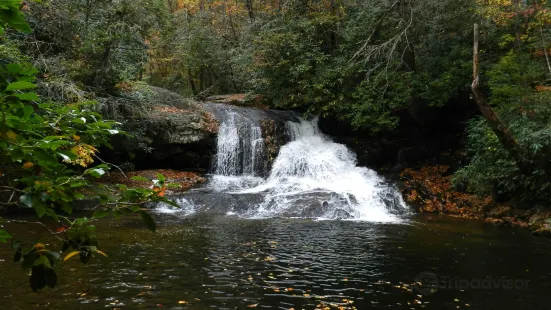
[0,215,550,309]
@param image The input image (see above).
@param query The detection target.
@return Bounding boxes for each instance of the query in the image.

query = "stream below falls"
[1,214,551,309]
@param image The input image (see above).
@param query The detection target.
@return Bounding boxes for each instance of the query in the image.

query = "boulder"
[106,87,218,172]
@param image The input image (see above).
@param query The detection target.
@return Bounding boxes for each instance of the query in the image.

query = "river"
[1,214,550,309]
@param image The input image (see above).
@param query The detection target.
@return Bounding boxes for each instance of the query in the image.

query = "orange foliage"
[400,165,494,217]
[152,105,181,113]
[536,85,551,92]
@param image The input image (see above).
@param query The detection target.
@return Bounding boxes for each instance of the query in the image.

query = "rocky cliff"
[106,87,219,172]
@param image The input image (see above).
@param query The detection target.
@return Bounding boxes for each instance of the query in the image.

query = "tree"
[471,22,531,174]
[0,0,178,292]
[454,0,551,201]
[25,0,169,92]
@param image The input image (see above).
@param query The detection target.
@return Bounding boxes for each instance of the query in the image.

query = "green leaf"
[156,174,166,183]
[5,81,36,91]
[45,208,59,222]
[33,200,47,218]
[88,168,106,178]
[58,150,78,161]
[21,105,34,118]
[10,148,24,161]
[112,209,121,219]
[130,176,150,182]
[34,255,51,269]
[140,211,156,233]
[15,92,40,101]
[43,251,60,267]
[61,203,73,214]
[69,181,87,188]
[0,228,12,243]
[93,208,110,219]
[0,8,31,32]
[6,63,22,74]
[32,148,58,163]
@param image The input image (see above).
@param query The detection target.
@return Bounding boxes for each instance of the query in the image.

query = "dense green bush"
[454,51,551,202]
[0,0,178,292]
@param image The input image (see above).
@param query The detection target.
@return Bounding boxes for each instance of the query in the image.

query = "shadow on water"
[1,213,551,309]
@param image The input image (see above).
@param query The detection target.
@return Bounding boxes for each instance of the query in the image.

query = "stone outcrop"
[259,118,289,171]
[205,94,268,109]
[107,87,218,172]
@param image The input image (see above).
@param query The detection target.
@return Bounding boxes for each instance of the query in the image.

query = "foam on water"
[158,105,409,222]
[155,197,196,214]
[236,119,408,222]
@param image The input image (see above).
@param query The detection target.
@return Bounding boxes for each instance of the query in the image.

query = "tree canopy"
[2,0,551,292]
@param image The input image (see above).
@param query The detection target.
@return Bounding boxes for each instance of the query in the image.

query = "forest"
[1,0,551,300]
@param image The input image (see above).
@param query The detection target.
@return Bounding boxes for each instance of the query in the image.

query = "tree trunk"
[471,23,531,175]
[200,68,205,92]
[188,71,197,95]
[83,0,91,40]
[246,0,254,22]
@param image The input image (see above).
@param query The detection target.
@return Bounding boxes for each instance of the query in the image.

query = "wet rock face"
[259,119,289,172]
[108,87,219,172]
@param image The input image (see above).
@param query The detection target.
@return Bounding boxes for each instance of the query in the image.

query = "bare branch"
[5,220,65,241]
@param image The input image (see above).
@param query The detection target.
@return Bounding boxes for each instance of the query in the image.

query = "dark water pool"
[1,214,550,309]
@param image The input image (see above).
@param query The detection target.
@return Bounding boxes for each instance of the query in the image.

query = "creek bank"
[100,169,206,194]
[399,164,551,236]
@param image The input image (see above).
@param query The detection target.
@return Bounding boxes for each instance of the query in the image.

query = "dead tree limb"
[471,23,532,175]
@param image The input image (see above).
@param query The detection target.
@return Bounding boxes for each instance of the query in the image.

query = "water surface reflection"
[0,214,550,309]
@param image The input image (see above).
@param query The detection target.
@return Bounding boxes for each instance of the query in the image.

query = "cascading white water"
[214,112,266,177]
[237,118,408,222]
[215,113,241,175]
[242,125,264,176]
[157,104,408,222]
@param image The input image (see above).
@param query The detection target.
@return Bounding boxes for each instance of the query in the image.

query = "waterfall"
[214,112,265,177]
[209,105,270,177]
[238,118,408,221]
[159,105,409,222]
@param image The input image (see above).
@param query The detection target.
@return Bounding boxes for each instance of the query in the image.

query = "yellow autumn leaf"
[65,145,96,167]
[34,243,45,249]
[63,250,81,262]
[94,249,108,257]
[6,130,17,141]
[70,146,80,155]
[22,162,34,169]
